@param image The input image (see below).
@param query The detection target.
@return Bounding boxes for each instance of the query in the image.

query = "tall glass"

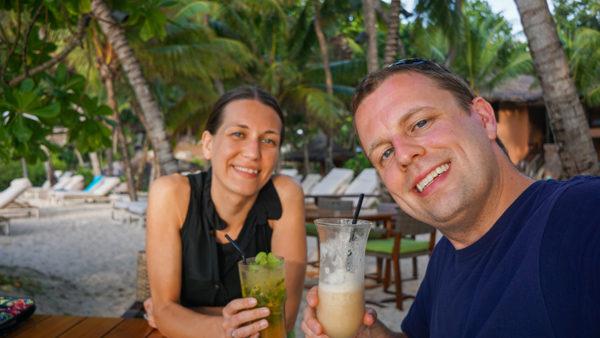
[315,218,372,338]
[238,257,287,338]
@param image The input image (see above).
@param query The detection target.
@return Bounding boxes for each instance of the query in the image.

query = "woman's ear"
[471,97,498,141]
[201,131,213,160]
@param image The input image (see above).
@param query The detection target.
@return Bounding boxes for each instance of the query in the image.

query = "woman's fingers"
[223,297,257,316]
[231,318,268,338]
[306,286,319,307]
[143,298,157,328]
[229,307,270,328]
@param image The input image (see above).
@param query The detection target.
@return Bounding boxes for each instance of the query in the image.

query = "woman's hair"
[204,86,285,145]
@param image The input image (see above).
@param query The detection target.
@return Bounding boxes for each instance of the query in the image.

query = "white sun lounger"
[301,174,322,195]
[308,168,354,196]
[51,177,122,204]
[342,168,380,208]
[0,178,39,224]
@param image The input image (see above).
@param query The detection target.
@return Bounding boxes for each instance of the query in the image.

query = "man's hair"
[351,59,476,116]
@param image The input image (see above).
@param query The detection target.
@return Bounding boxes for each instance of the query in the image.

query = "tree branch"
[22,3,46,77]
[1,2,23,82]
[8,14,91,87]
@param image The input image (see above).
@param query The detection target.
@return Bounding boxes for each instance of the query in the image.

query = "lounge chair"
[279,168,302,182]
[306,168,354,198]
[112,197,147,224]
[51,177,121,204]
[342,168,380,208]
[301,174,322,195]
[0,178,39,221]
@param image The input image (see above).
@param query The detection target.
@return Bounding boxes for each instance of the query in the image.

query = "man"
[301,59,600,338]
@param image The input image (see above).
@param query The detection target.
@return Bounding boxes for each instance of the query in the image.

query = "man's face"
[355,72,500,230]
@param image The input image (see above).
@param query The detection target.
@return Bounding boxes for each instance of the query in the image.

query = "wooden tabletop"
[305,208,396,223]
[7,315,163,337]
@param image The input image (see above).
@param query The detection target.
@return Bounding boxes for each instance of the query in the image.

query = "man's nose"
[392,134,425,168]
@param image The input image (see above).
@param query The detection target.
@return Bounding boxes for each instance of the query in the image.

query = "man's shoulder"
[550,176,600,218]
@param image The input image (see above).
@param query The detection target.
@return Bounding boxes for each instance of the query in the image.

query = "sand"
[0,199,428,336]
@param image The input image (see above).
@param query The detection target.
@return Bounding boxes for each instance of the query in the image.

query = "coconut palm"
[91,0,178,176]
[514,0,599,175]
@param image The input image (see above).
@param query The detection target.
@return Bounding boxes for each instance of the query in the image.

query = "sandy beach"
[0,199,427,335]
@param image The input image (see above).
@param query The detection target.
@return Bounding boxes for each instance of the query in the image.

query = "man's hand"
[301,286,383,337]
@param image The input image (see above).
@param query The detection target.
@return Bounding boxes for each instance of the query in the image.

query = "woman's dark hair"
[204,86,285,145]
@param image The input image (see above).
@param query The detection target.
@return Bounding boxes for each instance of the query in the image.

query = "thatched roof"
[482,75,543,104]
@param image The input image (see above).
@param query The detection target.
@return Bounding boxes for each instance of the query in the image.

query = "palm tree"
[383,0,403,65]
[514,0,599,176]
[91,0,178,176]
[363,0,378,72]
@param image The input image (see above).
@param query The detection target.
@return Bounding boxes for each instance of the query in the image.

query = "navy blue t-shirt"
[401,176,600,338]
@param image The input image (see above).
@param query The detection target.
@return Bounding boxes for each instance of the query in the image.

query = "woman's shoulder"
[271,174,303,203]
[149,173,191,199]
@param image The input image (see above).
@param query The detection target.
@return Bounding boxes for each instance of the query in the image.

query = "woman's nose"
[242,139,260,159]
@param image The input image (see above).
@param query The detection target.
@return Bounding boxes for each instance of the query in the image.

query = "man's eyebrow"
[365,106,432,156]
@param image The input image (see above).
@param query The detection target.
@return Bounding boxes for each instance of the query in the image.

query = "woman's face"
[202,99,283,197]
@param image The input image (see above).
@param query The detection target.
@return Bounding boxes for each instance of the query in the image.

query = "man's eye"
[415,119,428,129]
[381,148,394,162]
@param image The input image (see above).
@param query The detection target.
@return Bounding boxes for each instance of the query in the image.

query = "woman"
[144,86,307,337]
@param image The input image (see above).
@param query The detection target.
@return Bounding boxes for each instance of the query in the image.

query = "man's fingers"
[363,307,378,326]
[301,321,329,338]
[223,297,257,316]
[307,286,319,307]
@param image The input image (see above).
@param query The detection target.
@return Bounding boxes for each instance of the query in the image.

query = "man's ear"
[201,130,213,160]
[471,97,497,141]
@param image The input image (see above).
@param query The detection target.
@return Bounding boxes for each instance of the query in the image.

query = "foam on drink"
[317,271,364,338]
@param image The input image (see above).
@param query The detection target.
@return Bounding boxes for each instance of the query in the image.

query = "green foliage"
[0,2,112,165]
[0,160,46,191]
[75,166,94,187]
[343,151,371,175]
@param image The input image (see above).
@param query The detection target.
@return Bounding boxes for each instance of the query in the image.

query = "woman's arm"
[147,175,269,338]
[270,175,307,332]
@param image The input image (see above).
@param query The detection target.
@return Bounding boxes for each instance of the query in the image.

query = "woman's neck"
[210,177,259,235]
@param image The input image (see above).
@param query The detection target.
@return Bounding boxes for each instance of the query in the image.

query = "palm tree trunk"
[91,0,178,176]
[103,68,138,201]
[89,152,101,177]
[384,0,402,65]
[515,0,599,176]
[21,158,28,179]
[313,0,335,172]
[363,0,378,72]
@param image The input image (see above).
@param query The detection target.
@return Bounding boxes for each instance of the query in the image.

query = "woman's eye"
[261,138,276,145]
[231,131,244,138]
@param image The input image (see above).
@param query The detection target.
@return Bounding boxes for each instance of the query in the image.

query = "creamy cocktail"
[315,218,372,338]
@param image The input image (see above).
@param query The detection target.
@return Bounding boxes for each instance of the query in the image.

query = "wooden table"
[7,315,163,337]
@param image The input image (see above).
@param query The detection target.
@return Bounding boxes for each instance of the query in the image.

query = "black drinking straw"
[349,193,365,241]
[225,234,246,264]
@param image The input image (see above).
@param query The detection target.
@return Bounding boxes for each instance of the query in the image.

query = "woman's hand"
[222,297,271,338]
[143,298,157,329]
[301,286,380,338]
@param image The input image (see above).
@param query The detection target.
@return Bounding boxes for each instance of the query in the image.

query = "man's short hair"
[351,59,476,115]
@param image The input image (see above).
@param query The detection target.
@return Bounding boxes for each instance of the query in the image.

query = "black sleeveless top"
[180,170,282,307]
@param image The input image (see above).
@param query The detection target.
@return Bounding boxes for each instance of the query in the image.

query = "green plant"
[343,151,371,175]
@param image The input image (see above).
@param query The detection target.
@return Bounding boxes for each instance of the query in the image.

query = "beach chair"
[51,177,121,204]
[342,168,380,208]
[122,250,149,318]
[308,168,354,196]
[301,173,322,195]
[365,203,436,310]
[62,175,85,192]
[112,197,147,224]
[0,178,39,221]
[279,168,302,182]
